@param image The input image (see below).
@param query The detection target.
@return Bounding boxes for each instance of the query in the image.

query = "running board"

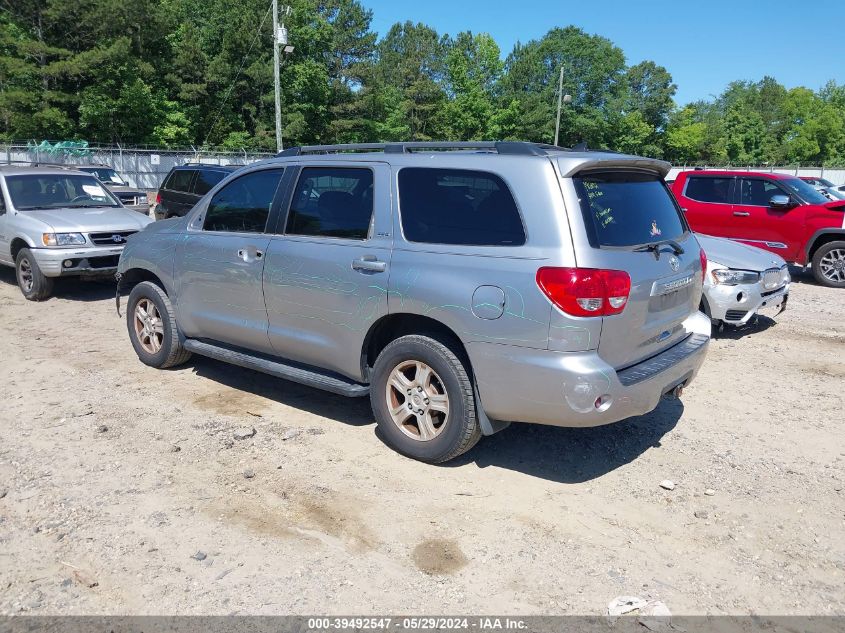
[183,339,370,397]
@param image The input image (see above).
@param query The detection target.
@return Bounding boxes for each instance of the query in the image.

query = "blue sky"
[361,0,845,105]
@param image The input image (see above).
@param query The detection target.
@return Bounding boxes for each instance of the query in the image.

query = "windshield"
[573,171,687,247]
[80,167,124,184]
[780,177,830,205]
[6,174,121,210]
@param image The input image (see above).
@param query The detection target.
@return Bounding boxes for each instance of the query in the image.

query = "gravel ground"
[0,267,843,615]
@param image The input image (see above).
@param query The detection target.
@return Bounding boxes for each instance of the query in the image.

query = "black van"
[153,164,241,220]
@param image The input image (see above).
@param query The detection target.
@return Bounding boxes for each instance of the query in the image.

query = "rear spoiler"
[823,200,845,211]
[557,155,672,178]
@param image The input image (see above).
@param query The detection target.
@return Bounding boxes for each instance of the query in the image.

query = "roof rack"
[276,141,573,158]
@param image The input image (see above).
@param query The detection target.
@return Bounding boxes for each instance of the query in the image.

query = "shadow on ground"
[449,398,684,484]
[712,315,778,340]
[186,352,683,484]
[189,355,375,427]
[0,266,116,302]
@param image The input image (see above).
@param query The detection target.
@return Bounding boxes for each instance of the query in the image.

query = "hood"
[696,234,786,272]
[22,207,153,233]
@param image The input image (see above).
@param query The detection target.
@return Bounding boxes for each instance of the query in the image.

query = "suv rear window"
[683,176,733,204]
[165,169,195,192]
[574,172,686,248]
[398,168,525,246]
[193,169,228,196]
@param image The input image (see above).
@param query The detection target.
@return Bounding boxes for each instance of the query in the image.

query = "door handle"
[352,255,386,273]
[237,248,264,262]
[733,211,751,217]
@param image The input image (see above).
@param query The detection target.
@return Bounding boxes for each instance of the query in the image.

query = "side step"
[183,339,370,398]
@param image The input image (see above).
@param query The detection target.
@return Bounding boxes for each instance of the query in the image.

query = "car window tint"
[398,168,525,246]
[574,171,686,248]
[193,170,227,196]
[167,169,195,192]
[739,179,785,206]
[203,169,284,233]
[285,167,374,239]
[684,177,733,204]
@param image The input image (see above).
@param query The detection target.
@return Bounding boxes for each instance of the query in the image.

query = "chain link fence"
[3,142,845,190]
[1,142,277,190]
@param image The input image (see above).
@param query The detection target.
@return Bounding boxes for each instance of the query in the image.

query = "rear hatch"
[568,168,703,369]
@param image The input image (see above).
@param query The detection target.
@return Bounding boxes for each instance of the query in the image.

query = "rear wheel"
[370,335,481,463]
[126,281,191,368]
[812,241,845,288]
[15,248,54,301]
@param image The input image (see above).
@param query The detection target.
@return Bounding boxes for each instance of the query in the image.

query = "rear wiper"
[634,239,685,260]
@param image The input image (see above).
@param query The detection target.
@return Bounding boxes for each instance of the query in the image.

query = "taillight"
[155,192,161,205]
[536,267,631,317]
[699,249,707,284]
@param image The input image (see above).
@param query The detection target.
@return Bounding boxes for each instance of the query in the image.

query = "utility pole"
[272,2,294,152]
[554,65,572,147]
[272,0,282,153]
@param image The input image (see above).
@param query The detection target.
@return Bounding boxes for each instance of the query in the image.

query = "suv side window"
[285,167,374,239]
[398,168,525,246]
[739,178,786,206]
[193,169,228,196]
[167,169,195,192]
[203,168,285,233]
[683,176,733,204]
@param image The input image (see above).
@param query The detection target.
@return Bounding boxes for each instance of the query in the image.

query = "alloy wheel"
[133,298,164,354]
[18,257,33,293]
[819,248,845,283]
[385,360,450,441]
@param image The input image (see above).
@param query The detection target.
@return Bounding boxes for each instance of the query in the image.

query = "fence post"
[821,165,825,179]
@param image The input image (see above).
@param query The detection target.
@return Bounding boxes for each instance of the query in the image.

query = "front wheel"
[370,335,481,463]
[812,241,845,288]
[126,281,191,368]
[15,248,54,301]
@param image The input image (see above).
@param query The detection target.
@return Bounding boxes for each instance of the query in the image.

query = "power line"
[202,3,274,148]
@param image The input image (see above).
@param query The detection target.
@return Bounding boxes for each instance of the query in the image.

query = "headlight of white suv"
[42,233,87,246]
[711,268,760,285]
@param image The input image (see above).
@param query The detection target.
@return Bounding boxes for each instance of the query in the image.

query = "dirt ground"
[0,266,843,616]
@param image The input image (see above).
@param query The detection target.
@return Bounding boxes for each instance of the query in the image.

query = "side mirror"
[769,194,792,209]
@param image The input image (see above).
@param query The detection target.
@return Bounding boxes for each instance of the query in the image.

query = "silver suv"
[117,142,711,463]
[0,166,152,300]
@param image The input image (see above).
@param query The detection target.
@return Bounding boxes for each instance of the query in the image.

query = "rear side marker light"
[699,249,707,284]
[536,267,632,317]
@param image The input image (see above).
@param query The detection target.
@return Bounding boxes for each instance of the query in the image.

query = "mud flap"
[114,272,122,317]
[474,379,511,436]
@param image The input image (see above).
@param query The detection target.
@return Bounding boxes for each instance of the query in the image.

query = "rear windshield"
[573,171,686,248]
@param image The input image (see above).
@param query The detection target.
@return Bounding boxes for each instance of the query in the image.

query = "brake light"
[699,249,707,283]
[155,192,161,205]
[536,267,631,317]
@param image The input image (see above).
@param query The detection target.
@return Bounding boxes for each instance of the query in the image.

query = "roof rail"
[276,141,572,158]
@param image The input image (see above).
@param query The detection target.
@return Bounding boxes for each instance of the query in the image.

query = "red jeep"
[672,171,845,287]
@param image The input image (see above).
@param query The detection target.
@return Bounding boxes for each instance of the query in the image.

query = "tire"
[811,240,845,288]
[370,334,481,463]
[15,248,54,301]
[126,281,191,368]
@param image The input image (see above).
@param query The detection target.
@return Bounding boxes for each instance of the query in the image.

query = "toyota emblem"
[112,234,125,243]
[669,256,680,272]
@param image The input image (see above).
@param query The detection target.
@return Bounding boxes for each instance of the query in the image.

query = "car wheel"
[370,334,481,463]
[126,281,192,368]
[15,248,54,301]
[812,241,845,288]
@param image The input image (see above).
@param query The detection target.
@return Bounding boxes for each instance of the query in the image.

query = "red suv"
[672,171,845,287]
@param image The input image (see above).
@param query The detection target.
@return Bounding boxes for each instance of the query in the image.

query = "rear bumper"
[30,245,124,277]
[469,311,712,428]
